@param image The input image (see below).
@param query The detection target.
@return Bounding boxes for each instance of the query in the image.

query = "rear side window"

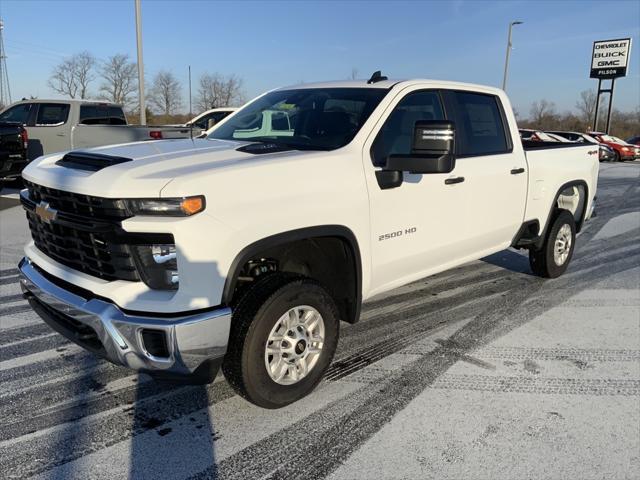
[35,104,70,126]
[79,105,127,125]
[445,91,509,156]
[0,103,32,124]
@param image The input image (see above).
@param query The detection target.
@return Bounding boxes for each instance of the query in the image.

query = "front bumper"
[19,257,232,381]
[0,155,28,180]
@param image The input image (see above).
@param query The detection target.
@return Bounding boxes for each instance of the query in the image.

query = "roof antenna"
[367,70,388,84]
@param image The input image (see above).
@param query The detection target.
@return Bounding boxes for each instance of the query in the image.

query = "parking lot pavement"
[0,162,638,480]
[0,187,21,211]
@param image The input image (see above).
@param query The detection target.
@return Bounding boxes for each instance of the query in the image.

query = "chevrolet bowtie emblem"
[35,201,58,224]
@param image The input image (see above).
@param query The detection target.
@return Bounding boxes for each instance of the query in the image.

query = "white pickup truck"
[18,75,598,408]
[0,99,193,160]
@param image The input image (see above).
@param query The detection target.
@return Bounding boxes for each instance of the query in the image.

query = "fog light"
[132,244,179,290]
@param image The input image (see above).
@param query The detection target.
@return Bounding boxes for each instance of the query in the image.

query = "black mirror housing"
[385,120,456,174]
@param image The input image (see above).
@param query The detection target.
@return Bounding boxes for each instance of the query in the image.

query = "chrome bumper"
[19,257,232,381]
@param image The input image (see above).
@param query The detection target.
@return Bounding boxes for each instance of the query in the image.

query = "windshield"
[601,135,626,144]
[208,88,388,150]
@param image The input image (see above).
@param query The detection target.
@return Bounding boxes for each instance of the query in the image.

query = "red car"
[589,132,640,161]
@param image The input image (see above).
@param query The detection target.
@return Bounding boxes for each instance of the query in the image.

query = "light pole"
[502,21,523,91]
[134,0,146,125]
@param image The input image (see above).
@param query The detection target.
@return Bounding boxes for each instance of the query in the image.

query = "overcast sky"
[2,0,639,115]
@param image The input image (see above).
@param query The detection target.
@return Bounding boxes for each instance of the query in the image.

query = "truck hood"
[22,138,314,198]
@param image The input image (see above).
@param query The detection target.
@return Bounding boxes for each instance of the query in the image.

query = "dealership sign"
[590,38,632,78]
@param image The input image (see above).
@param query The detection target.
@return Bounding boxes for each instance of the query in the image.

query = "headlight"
[132,244,179,290]
[621,147,630,152]
[126,196,205,216]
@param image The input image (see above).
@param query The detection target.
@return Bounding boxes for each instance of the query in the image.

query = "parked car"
[19,76,598,408]
[625,135,640,146]
[598,144,617,162]
[519,129,559,142]
[0,122,28,186]
[545,133,574,143]
[546,131,598,144]
[589,132,640,161]
[546,131,615,162]
[186,107,237,130]
[0,99,194,160]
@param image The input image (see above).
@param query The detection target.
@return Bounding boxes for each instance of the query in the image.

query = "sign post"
[590,38,632,133]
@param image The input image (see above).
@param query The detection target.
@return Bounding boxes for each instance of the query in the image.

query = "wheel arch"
[222,225,363,324]
[513,180,589,250]
[538,179,589,248]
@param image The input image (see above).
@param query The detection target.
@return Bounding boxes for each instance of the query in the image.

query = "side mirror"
[385,120,456,174]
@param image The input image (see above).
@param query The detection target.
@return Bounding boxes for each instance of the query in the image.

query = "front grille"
[24,180,130,220]
[22,182,174,283]
[25,209,139,281]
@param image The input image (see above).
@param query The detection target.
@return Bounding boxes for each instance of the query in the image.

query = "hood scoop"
[55,152,133,172]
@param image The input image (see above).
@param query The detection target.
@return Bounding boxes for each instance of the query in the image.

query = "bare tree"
[48,51,96,99]
[98,54,138,107]
[575,89,597,126]
[530,99,557,126]
[196,73,244,111]
[149,70,183,115]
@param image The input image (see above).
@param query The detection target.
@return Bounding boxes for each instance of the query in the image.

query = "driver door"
[363,88,470,296]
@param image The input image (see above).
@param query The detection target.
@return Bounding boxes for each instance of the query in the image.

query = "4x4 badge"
[35,201,58,224]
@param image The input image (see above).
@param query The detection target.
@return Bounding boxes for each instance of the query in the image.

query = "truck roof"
[279,78,504,96]
[8,98,123,107]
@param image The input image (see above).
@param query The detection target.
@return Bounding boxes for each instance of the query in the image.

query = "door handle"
[56,133,66,137]
[510,168,525,174]
[444,176,465,185]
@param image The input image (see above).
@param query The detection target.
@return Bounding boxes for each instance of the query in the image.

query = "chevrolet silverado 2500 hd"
[18,75,598,408]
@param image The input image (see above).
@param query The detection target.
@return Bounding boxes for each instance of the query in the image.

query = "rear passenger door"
[441,90,527,253]
[28,103,71,157]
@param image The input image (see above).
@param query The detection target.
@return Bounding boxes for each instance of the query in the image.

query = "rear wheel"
[529,209,576,278]
[222,273,339,409]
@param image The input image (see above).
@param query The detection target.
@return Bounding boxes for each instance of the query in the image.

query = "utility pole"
[502,21,523,91]
[134,0,146,125]
[0,19,11,107]
[188,65,192,118]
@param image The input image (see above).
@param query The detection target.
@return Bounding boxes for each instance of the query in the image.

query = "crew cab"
[18,75,598,408]
[0,99,194,160]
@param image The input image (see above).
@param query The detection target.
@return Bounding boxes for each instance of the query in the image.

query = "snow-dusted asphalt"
[0,162,638,479]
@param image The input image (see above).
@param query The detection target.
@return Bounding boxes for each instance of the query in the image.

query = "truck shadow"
[129,379,218,479]
[481,249,533,275]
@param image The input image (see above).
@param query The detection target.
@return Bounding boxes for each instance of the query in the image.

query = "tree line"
[47,51,245,122]
[517,89,639,140]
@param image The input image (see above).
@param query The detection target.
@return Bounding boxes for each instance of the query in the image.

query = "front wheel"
[222,274,339,409]
[529,209,576,278]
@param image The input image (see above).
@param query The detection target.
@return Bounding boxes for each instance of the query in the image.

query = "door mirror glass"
[385,120,456,174]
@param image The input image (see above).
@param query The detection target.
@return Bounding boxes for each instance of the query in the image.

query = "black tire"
[614,151,621,162]
[222,273,340,409]
[529,209,576,278]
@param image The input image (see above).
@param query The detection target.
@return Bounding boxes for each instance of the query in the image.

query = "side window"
[0,103,32,124]
[79,105,127,125]
[445,91,509,156]
[35,103,70,126]
[371,91,445,167]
